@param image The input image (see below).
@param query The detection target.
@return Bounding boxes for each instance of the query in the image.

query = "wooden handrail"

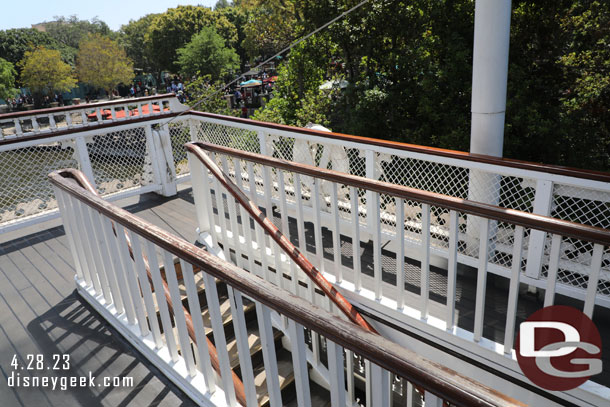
[58,169,247,406]
[191,141,610,247]
[0,94,177,120]
[49,168,525,407]
[189,110,610,183]
[185,143,377,333]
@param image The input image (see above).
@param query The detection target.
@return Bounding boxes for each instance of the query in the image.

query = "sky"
[0,0,217,31]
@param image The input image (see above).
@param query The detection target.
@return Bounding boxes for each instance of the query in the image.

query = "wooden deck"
[1,185,608,406]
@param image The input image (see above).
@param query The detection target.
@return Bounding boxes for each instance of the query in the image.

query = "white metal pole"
[470,0,512,157]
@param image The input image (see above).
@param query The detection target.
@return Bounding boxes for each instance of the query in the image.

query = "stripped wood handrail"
[49,168,525,407]
[0,93,176,120]
[190,141,610,247]
[58,169,247,406]
[186,142,378,333]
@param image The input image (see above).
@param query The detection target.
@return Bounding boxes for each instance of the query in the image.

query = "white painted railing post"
[525,179,554,280]
[365,149,376,234]
[74,136,97,188]
[151,126,177,196]
[188,151,212,235]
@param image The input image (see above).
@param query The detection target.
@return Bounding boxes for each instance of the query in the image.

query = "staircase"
[156,260,418,407]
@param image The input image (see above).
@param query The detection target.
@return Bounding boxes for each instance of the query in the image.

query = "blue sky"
[0,1,217,31]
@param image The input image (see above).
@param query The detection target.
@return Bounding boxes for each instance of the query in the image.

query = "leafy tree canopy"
[44,16,115,50]
[18,46,77,97]
[177,27,239,80]
[147,5,237,72]
[76,33,134,93]
[119,14,160,74]
[0,58,18,100]
[0,28,70,67]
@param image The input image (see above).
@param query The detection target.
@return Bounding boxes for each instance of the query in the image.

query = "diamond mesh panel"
[88,127,150,196]
[0,142,78,223]
[195,121,260,153]
[552,184,610,228]
[168,121,191,177]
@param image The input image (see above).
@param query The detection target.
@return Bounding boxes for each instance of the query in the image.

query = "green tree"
[0,58,18,100]
[44,16,114,49]
[120,14,160,74]
[185,75,239,116]
[241,0,303,59]
[177,27,239,80]
[0,28,69,67]
[76,34,134,96]
[18,46,77,103]
[147,6,237,72]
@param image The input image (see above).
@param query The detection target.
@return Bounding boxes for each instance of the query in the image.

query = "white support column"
[470,0,512,157]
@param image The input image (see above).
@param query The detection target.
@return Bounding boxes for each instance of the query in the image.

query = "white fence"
[186,141,610,407]
[50,170,517,407]
[0,96,193,233]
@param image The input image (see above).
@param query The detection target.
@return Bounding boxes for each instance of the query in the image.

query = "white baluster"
[128,230,163,348]
[202,270,237,406]
[233,157,256,273]
[228,287,257,405]
[288,320,311,407]
[350,186,362,292]
[446,210,459,329]
[101,217,136,323]
[115,224,149,336]
[544,234,562,307]
[420,203,431,319]
[255,303,282,407]
[331,182,342,283]
[328,340,346,407]
[247,161,269,279]
[144,239,179,361]
[584,243,604,318]
[504,225,524,353]
[370,363,391,407]
[473,217,490,342]
[396,197,405,309]
[372,191,382,300]
[163,251,196,376]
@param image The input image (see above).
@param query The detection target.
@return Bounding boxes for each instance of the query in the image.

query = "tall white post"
[467,0,512,254]
[470,0,512,156]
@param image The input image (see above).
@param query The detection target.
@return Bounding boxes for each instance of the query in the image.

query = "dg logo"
[516,305,602,391]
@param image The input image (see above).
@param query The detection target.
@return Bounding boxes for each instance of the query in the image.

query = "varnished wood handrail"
[189,110,610,183]
[57,169,247,406]
[186,142,377,334]
[49,168,525,407]
[0,93,176,120]
[190,141,610,247]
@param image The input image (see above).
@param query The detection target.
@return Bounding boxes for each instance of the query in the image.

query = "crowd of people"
[4,93,65,110]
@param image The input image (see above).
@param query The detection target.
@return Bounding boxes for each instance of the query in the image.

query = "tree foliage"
[18,46,76,97]
[120,14,160,73]
[177,27,239,80]
[185,75,238,117]
[44,16,114,50]
[0,28,69,67]
[76,34,134,94]
[147,6,238,72]
[241,0,303,59]
[0,58,18,100]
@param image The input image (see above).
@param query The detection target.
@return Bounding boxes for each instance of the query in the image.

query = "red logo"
[516,305,602,391]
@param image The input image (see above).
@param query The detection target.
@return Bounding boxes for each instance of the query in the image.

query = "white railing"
[187,141,610,407]
[50,169,520,407]
[0,94,183,140]
[186,112,610,306]
[0,96,192,233]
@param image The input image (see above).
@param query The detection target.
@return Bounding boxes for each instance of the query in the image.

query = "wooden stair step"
[255,348,295,407]
[226,324,283,369]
